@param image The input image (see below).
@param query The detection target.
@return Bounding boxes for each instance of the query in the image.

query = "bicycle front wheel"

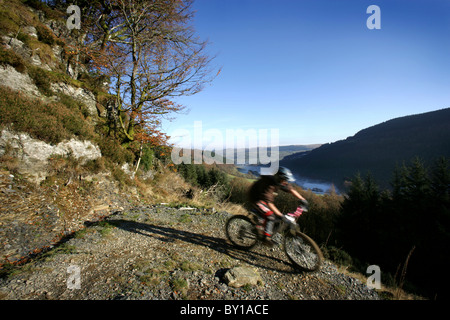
[225,215,258,250]
[284,231,323,272]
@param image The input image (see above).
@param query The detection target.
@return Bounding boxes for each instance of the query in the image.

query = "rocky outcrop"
[0,129,101,184]
[50,82,97,116]
[0,6,98,114]
[0,64,41,97]
[1,34,53,71]
[0,3,110,183]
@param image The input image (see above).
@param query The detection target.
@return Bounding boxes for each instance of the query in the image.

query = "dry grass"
[0,85,94,144]
[336,265,425,300]
[215,201,247,216]
[134,165,248,216]
[140,169,191,204]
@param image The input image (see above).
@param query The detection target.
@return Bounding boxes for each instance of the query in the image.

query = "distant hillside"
[280,108,450,190]
[222,144,320,164]
[173,144,320,165]
[278,144,322,161]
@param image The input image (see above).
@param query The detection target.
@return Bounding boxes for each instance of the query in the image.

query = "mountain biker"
[248,166,308,246]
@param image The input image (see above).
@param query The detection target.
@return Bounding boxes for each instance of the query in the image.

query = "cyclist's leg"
[250,204,265,237]
[255,201,275,239]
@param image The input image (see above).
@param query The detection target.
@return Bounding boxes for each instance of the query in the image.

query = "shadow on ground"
[102,219,299,274]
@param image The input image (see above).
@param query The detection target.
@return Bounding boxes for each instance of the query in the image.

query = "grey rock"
[50,82,97,117]
[0,65,41,97]
[0,129,102,184]
[223,266,263,288]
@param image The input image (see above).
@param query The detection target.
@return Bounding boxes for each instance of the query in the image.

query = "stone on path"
[223,266,263,288]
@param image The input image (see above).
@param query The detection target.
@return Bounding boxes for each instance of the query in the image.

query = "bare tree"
[52,0,216,145]
[89,0,217,144]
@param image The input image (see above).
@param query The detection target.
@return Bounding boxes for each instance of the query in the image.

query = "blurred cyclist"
[248,167,308,246]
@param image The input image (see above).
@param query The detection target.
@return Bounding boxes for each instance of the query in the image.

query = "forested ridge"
[281,108,450,190]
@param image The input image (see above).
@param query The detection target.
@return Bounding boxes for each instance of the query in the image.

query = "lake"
[236,165,339,195]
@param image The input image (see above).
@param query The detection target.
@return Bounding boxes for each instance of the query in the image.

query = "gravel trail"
[0,205,379,301]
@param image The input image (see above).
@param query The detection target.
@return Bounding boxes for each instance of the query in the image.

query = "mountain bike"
[225,203,323,272]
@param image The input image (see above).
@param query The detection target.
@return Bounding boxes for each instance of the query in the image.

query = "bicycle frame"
[249,205,307,239]
[226,204,323,271]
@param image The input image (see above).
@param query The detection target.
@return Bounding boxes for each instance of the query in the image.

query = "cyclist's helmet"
[275,166,295,182]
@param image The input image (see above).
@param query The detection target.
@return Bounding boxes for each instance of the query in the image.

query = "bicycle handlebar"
[287,204,307,219]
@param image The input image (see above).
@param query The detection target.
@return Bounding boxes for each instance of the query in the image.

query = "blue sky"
[164,0,450,149]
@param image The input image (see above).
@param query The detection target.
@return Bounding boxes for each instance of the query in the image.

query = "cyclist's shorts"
[254,201,274,217]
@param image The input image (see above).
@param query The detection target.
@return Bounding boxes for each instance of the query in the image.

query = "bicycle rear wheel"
[284,231,323,272]
[225,215,258,250]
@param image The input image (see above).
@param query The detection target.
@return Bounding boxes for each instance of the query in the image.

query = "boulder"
[223,266,263,288]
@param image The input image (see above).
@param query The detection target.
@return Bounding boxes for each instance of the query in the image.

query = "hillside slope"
[281,108,450,190]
